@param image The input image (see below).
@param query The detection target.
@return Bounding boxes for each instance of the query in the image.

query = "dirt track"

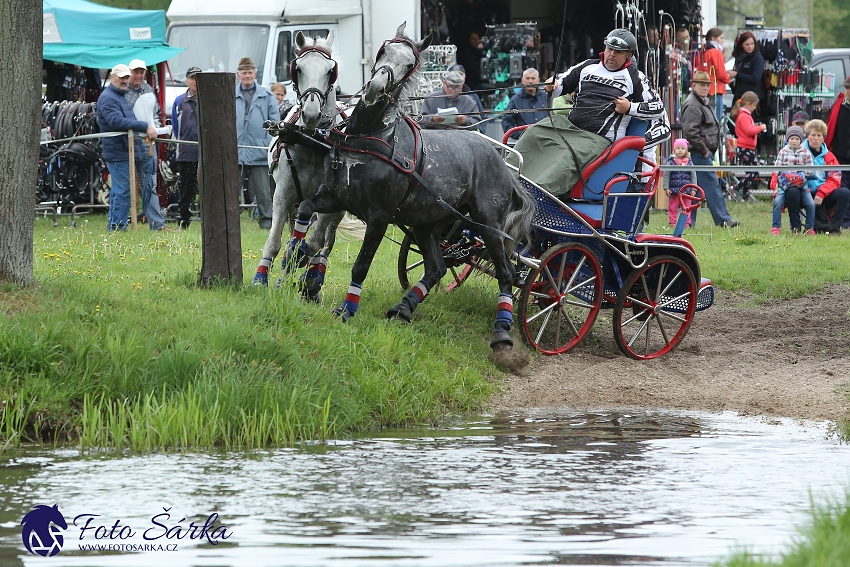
[493,284,850,421]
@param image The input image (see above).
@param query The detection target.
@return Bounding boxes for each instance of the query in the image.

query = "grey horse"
[253,30,346,287]
[284,23,537,353]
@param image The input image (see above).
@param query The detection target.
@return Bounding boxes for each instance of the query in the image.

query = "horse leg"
[333,218,389,322]
[477,231,517,348]
[254,169,297,286]
[386,224,446,322]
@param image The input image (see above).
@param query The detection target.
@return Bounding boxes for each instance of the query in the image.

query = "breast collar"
[325,114,429,186]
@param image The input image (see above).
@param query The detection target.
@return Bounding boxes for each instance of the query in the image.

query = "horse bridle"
[370,37,421,98]
[291,46,338,107]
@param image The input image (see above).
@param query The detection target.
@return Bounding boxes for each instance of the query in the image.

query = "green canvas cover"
[43,0,184,68]
[505,115,611,196]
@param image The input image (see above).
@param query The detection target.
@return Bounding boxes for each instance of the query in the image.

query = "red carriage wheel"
[518,242,603,355]
[612,255,697,360]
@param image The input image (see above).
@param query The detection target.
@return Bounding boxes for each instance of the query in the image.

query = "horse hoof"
[490,330,513,348]
[386,303,412,323]
[332,307,353,322]
[253,274,269,286]
[303,291,321,304]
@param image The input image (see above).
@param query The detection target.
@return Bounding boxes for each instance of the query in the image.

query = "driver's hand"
[543,77,558,93]
[614,96,631,114]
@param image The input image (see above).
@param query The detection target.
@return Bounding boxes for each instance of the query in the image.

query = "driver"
[545,28,669,162]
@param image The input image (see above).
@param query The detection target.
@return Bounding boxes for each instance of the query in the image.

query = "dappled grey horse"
[283,23,536,353]
[253,31,346,287]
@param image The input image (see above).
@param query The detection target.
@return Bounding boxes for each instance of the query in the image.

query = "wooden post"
[128,130,138,231]
[196,72,242,285]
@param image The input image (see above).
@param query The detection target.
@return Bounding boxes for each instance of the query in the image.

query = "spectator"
[126,59,168,231]
[825,76,850,228]
[791,110,810,128]
[235,56,280,230]
[730,91,766,202]
[804,119,850,235]
[671,26,693,94]
[171,66,201,229]
[447,64,484,113]
[271,82,295,120]
[730,32,765,112]
[699,28,732,123]
[771,125,815,235]
[663,138,697,228]
[96,64,158,232]
[680,70,739,227]
[501,68,548,140]
[455,31,484,90]
[420,70,480,128]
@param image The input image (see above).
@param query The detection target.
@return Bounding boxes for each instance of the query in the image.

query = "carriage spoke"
[560,305,579,338]
[655,312,671,346]
[534,308,555,344]
[526,300,558,323]
[625,315,652,348]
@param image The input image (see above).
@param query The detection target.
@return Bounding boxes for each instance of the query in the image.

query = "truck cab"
[164,0,419,112]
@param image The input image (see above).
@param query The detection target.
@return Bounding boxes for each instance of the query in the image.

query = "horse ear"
[319,29,335,51]
[395,22,407,38]
[416,34,433,53]
[295,31,307,51]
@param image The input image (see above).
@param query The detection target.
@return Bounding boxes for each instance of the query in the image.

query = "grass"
[715,489,850,567]
[1,215,500,450]
[5,198,850,450]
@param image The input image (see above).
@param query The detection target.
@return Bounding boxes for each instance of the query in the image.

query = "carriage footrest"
[697,278,714,311]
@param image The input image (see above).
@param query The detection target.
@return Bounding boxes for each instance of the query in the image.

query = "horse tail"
[503,176,535,251]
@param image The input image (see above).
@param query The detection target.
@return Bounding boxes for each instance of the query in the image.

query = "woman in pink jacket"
[730,91,766,201]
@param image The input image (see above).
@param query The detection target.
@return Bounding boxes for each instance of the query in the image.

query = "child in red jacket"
[730,91,766,201]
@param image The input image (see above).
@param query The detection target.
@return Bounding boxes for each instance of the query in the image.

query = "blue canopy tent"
[43,0,184,69]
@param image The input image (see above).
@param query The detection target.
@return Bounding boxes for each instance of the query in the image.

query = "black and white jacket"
[552,58,667,145]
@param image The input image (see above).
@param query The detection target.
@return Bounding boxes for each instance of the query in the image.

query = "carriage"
[266,26,713,361]
[397,118,714,360]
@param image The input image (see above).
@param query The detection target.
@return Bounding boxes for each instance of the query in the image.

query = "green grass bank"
[3,199,850,450]
[716,490,850,567]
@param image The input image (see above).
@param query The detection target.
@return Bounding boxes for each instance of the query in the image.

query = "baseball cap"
[448,63,466,74]
[791,110,809,124]
[785,125,805,142]
[128,59,147,70]
[185,66,202,78]
[443,70,465,85]
[111,64,132,78]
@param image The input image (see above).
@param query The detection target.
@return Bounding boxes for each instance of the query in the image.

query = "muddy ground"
[493,283,850,421]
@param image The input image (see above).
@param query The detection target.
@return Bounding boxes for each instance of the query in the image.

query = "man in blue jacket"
[502,68,548,140]
[171,66,201,229]
[97,64,158,232]
[235,57,280,230]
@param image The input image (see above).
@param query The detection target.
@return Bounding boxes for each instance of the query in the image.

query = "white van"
[164,0,420,110]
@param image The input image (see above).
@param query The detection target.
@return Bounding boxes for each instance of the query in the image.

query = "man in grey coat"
[235,56,280,229]
[420,70,480,128]
[680,71,739,228]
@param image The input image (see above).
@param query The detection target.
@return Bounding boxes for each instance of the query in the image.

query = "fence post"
[195,72,242,285]
[128,130,138,231]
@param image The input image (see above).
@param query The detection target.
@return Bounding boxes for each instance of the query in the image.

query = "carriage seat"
[567,118,648,201]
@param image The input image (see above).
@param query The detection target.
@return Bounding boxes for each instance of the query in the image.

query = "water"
[1,411,847,567]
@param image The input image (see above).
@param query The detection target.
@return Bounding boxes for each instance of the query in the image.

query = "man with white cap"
[420,70,480,128]
[96,64,158,232]
[125,59,167,231]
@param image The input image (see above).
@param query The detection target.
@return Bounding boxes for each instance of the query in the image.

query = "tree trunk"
[0,0,41,286]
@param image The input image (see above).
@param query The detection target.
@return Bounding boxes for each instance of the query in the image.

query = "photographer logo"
[21,504,67,557]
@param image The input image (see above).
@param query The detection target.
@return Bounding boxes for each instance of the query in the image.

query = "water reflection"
[0,411,846,567]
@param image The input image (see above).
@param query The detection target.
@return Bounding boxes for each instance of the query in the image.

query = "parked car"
[809,48,850,86]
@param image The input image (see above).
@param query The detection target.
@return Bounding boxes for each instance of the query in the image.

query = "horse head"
[292,30,338,130]
[364,22,432,106]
